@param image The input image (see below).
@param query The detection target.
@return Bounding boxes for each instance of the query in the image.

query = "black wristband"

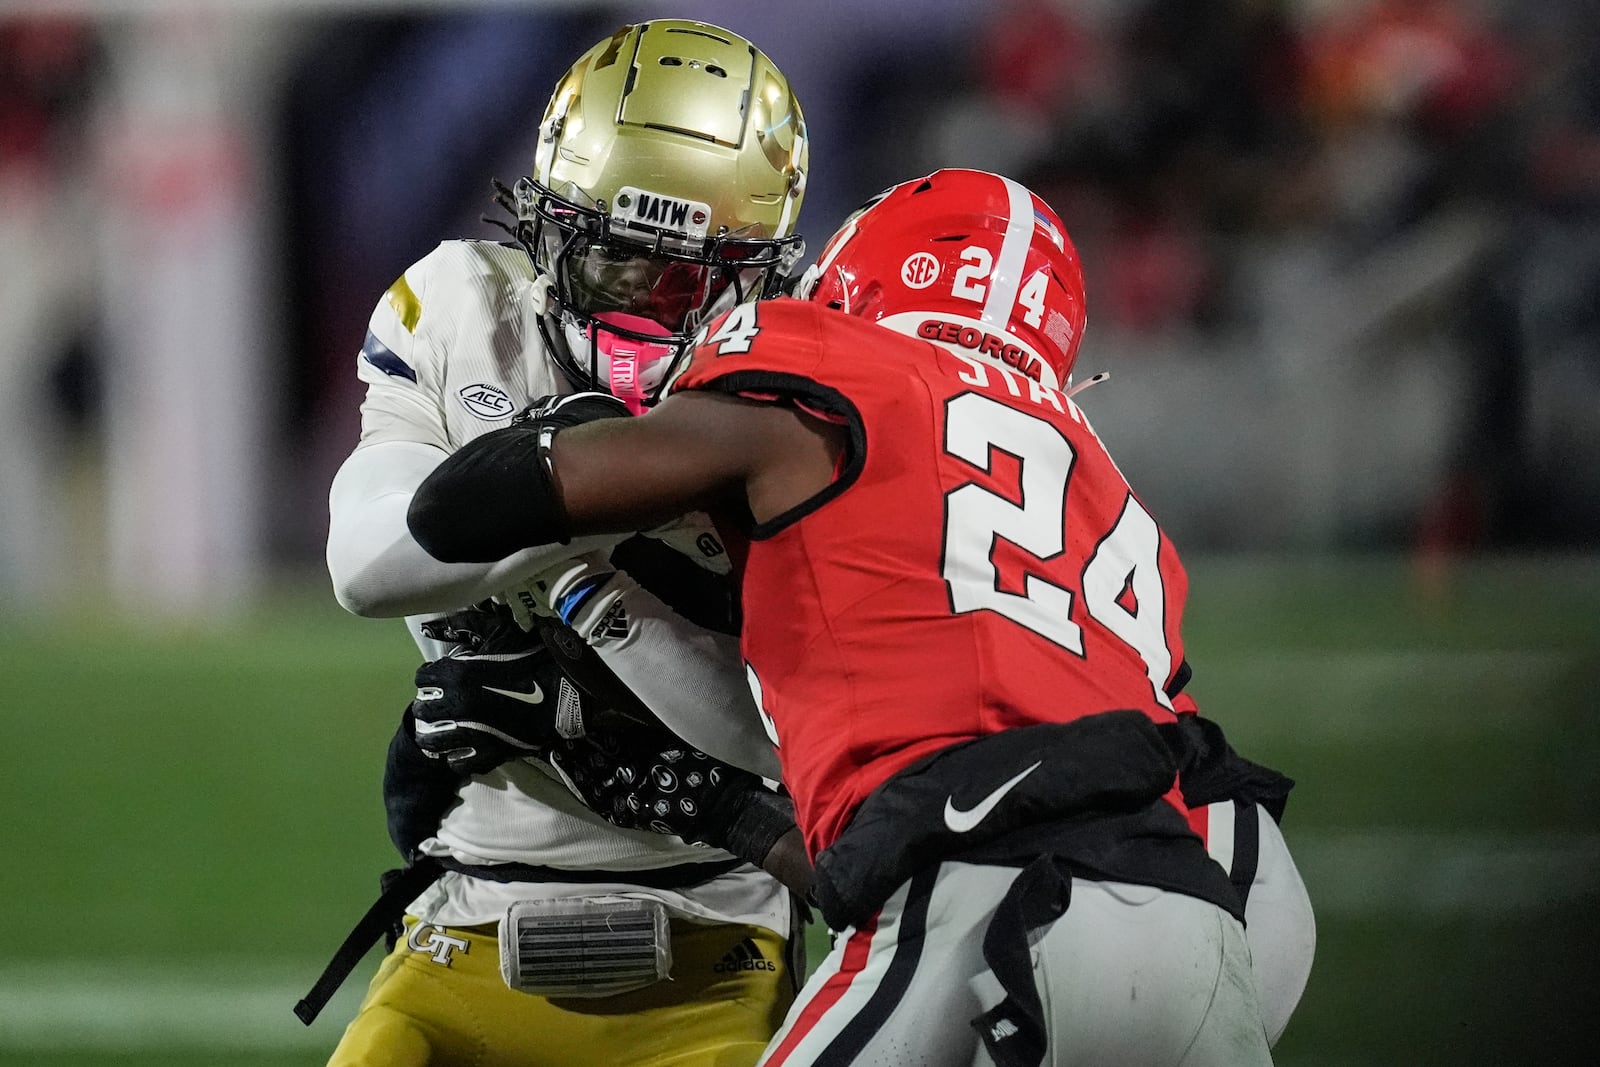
[711,785,798,868]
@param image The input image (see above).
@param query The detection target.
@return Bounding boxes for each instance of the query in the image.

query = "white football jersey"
[333,239,786,935]
[354,240,564,451]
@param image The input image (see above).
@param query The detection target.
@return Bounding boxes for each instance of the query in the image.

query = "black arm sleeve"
[407,426,571,562]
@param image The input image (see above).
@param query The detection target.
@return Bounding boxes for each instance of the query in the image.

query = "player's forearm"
[704,783,812,898]
[592,584,781,779]
[760,826,815,900]
[328,440,615,616]
[407,402,753,564]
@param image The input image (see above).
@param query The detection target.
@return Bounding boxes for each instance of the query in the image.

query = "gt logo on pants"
[407,924,470,967]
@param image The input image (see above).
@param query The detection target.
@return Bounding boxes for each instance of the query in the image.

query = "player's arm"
[535,550,781,777]
[560,388,846,535]
[391,384,784,775]
[327,440,621,617]
[408,389,843,562]
[553,391,774,532]
[543,723,814,897]
[761,826,814,900]
[326,250,619,618]
[595,608,780,778]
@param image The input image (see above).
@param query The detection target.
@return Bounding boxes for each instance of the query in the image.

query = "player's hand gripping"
[409,607,589,774]
[546,723,798,876]
[510,390,633,431]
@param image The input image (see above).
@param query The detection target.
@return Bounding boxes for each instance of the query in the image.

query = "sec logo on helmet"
[901,252,941,289]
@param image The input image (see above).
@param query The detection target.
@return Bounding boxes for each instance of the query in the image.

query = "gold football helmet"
[509,20,809,406]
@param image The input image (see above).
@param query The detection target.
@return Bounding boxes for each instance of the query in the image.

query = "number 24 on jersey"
[940,392,1176,709]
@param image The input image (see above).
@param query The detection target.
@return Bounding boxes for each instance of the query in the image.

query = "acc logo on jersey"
[901,252,941,289]
[459,383,515,420]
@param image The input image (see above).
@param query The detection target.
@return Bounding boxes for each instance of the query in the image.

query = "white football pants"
[1199,800,1317,1047]
[759,861,1273,1067]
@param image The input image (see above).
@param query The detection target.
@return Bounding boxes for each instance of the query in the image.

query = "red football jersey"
[673,299,1191,856]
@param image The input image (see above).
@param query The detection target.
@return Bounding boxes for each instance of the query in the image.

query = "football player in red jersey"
[407,169,1281,1065]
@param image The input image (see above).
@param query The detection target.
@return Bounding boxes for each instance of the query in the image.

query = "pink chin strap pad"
[590,312,675,414]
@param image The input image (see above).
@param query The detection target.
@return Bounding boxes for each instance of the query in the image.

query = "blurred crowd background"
[5,4,1600,1066]
[3,0,1598,617]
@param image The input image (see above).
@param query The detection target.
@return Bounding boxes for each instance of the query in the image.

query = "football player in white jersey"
[315,20,809,1067]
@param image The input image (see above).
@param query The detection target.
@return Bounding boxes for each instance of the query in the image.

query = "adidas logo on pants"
[715,938,777,973]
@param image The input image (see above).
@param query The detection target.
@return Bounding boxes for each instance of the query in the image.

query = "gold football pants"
[326,916,795,1067]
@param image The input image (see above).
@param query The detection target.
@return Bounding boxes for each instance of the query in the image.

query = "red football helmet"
[796,169,1087,389]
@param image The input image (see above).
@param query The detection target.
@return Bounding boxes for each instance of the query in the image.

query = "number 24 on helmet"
[796,168,1088,391]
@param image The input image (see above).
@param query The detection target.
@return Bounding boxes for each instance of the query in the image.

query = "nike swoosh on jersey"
[484,683,545,705]
[943,760,1043,833]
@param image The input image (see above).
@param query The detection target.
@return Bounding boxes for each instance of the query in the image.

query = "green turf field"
[4,556,1597,1065]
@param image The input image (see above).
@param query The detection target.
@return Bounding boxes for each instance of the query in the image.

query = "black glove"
[410,607,591,775]
[410,650,579,774]
[382,703,464,861]
[547,724,797,868]
[418,604,531,654]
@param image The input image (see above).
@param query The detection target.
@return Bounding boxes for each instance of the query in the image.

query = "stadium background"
[2,0,1598,1063]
